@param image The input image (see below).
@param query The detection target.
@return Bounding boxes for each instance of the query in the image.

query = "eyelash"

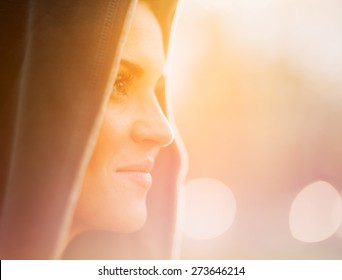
[111,71,164,107]
[112,72,133,98]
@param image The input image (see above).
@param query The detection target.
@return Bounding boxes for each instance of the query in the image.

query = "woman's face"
[72,3,174,234]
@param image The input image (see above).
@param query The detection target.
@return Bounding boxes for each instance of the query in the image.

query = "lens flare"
[182,177,236,240]
[289,180,342,243]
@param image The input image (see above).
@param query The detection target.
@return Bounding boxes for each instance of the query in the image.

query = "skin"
[70,3,174,238]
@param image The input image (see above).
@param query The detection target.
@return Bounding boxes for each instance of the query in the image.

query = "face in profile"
[71,3,174,235]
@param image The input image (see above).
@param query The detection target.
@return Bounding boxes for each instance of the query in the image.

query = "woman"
[0,0,185,259]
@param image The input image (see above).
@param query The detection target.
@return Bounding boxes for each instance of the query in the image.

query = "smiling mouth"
[116,171,153,188]
[116,161,154,188]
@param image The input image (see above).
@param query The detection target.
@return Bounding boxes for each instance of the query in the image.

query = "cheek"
[87,108,131,174]
[73,108,147,232]
[76,112,124,219]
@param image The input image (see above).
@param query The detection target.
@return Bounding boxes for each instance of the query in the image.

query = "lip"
[116,161,154,188]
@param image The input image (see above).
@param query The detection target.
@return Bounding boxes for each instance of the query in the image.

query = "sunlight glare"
[182,177,236,240]
[289,181,342,243]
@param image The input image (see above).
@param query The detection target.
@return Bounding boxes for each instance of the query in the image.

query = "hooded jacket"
[0,0,185,259]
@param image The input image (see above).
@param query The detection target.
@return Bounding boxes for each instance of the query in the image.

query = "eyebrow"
[121,59,144,77]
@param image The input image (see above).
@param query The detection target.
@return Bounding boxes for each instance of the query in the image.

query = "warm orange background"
[168,0,342,259]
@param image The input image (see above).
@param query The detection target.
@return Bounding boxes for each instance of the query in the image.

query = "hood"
[0,0,185,259]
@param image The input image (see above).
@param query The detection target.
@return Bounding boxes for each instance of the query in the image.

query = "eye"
[111,72,133,98]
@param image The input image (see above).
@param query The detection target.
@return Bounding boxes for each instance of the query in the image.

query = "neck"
[58,220,85,258]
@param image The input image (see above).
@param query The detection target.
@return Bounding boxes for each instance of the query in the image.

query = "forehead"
[121,3,165,75]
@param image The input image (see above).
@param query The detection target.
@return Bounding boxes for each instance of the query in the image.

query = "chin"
[90,202,148,233]
[117,206,148,233]
[121,215,147,233]
[73,185,150,234]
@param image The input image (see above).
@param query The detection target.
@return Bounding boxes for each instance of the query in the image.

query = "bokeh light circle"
[289,180,342,243]
[182,177,236,240]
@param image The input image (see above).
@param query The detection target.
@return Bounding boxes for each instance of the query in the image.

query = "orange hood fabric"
[0,0,185,259]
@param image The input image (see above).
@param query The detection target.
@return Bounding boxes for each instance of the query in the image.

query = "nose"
[131,94,174,147]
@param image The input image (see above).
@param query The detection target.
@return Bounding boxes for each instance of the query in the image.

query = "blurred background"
[168,0,342,259]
